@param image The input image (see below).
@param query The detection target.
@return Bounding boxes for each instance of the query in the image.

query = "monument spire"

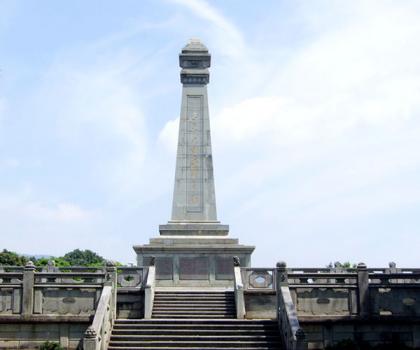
[171,38,217,223]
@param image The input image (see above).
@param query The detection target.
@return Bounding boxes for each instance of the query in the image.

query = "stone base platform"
[133,234,254,287]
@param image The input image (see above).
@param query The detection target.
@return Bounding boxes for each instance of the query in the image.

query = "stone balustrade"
[0,262,148,349]
[241,263,420,349]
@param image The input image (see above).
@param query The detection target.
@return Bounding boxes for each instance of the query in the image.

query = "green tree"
[62,249,105,266]
[0,249,28,266]
[34,257,70,267]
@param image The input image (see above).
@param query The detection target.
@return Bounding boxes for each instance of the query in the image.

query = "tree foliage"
[0,249,28,266]
[0,248,108,267]
[63,249,105,266]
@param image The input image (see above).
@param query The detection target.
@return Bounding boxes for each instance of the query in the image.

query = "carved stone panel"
[156,257,173,280]
[296,288,350,316]
[0,288,13,314]
[215,256,233,280]
[249,271,273,289]
[179,257,209,280]
[41,288,96,315]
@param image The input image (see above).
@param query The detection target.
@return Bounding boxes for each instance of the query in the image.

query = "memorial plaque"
[215,256,233,280]
[179,257,209,280]
[156,257,173,280]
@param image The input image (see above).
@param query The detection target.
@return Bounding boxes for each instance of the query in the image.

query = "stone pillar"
[357,262,370,318]
[276,261,288,289]
[83,326,98,350]
[144,257,156,319]
[233,257,245,319]
[22,261,36,316]
[106,262,117,318]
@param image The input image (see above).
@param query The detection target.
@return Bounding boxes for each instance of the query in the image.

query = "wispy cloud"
[170,0,245,57]
[159,0,420,266]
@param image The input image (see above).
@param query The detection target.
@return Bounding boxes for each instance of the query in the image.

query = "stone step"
[153,306,235,310]
[108,344,283,350]
[153,299,235,302]
[152,309,235,313]
[108,341,283,348]
[154,295,235,300]
[110,335,282,341]
[151,316,236,319]
[113,324,277,330]
[112,329,279,335]
[114,319,277,325]
[155,293,235,299]
[151,314,237,318]
[154,292,233,294]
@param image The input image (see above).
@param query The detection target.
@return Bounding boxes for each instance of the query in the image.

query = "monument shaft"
[172,83,217,222]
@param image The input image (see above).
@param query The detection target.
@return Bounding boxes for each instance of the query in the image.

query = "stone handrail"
[83,264,117,350]
[276,262,307,350]
[233,257,245,319]
[83,285,114,350]
[144,259,156,319]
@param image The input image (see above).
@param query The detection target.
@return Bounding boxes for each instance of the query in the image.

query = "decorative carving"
[249,270,273,289]
[181,74,209,85]
[25,261,36,270]
[84,326,97,338]
[233,256,241,267]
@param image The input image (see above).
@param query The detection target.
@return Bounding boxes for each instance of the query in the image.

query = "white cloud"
[158,117,179,153]
[158,0,420,266]
[170,0,245,57]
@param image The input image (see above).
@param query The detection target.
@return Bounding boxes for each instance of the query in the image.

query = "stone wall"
[0,319,89,349]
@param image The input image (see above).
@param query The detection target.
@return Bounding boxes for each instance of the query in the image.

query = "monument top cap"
[182,38,209,53]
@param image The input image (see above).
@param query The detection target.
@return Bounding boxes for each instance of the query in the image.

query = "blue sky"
[1,0,420,267]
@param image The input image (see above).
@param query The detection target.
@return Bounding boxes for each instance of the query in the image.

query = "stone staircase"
[152,291,236,319]
[108,319,283,349]
[107,291,283,349]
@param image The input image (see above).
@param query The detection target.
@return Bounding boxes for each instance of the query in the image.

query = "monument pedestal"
[133,228,254,288]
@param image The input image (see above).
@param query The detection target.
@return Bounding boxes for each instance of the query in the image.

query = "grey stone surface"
[159,223,229,236]
[171,38,217,224]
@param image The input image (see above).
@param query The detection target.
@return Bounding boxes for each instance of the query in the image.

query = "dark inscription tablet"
[215,256,233,280]
[179,257,209,280]
[156,257,173,280]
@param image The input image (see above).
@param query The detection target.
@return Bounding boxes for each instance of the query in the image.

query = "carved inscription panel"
[185,96,203,213]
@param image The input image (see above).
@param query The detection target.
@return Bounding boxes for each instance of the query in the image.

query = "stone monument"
[133,39,254,287]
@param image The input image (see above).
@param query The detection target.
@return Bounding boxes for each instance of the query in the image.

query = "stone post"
[106,261,118,318]
[22,261,36,316]
[357,262,370,318]
[276,262,307,350]
[83,326,98,350]
[233,256,245,319]
[276,261,288,289]
[144,257,156,319]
